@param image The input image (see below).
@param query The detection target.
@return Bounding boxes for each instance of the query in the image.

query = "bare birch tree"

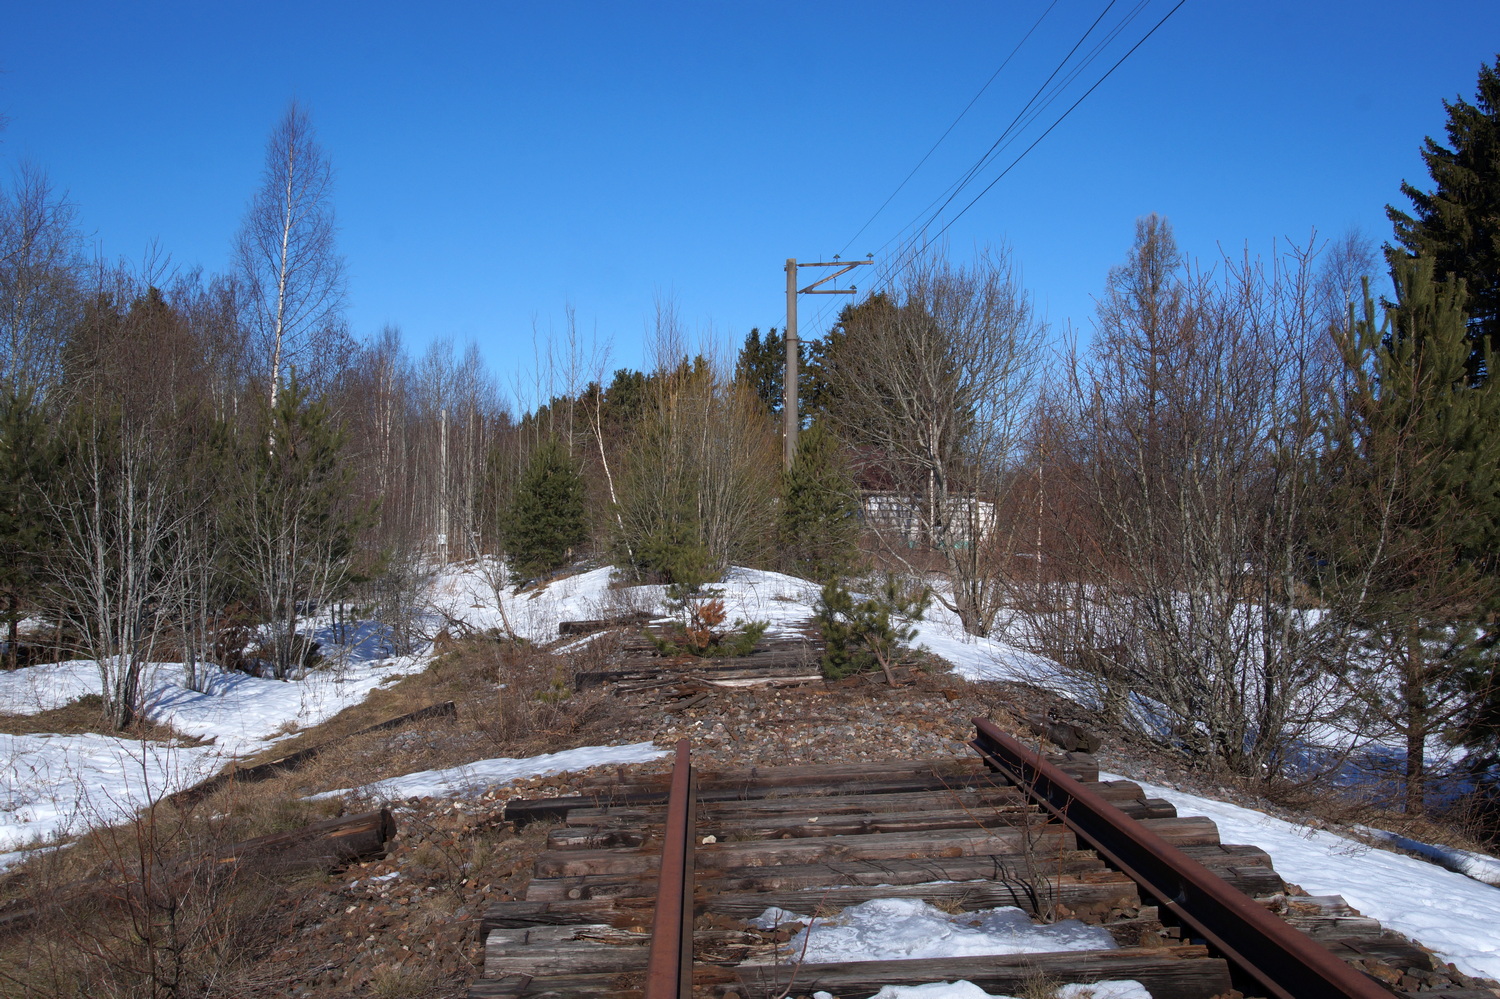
[47,416,189,729]
[0,165,80,391]
[234,101,345,412]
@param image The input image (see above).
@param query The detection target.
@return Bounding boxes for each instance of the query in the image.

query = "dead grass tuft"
[0,694,210,745]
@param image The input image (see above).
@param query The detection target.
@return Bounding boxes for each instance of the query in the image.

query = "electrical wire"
[871,0,1152,286]
[925,0,1187,246]
[866,0,1185,291]
[837,0,1060,258]
[803,0,1188,341]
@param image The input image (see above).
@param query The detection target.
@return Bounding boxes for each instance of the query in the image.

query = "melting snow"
[316,741,668,801]
[835,984,1149,999]
[755,898,1116,963]
[1104,771,1500,980]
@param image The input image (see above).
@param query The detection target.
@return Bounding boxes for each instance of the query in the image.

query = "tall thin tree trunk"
[1404,623,1427,816]
[5,594,17,671]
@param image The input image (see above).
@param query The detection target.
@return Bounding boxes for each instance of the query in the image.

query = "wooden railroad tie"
[471,729,1476,999]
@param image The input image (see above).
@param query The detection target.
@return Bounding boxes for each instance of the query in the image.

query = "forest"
[5,61,1500,835]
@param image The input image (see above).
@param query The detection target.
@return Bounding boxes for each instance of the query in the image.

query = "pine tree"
[504,434,588,582]
[1322,256,1500,814]
[734,326,824,421]
[1388,55,1500,377]
[734,327,785,414]
[779,421,861,582]
[815,575,930,686]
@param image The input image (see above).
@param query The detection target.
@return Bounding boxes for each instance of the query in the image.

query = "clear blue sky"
[5,1,1499,385]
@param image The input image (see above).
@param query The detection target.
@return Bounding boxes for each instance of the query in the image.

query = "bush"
[504,434,588,583]
[816,575,930,685]
[649,583,769,658]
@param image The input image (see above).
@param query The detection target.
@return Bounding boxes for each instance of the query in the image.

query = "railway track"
[471,721,1487,999]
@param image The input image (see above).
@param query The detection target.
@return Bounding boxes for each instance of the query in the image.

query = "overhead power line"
[924,0,1188,247]
[853,0,1189,298]
[837,0,1061,258]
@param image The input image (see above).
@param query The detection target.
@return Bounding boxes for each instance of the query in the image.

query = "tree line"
[4,58,1500,823]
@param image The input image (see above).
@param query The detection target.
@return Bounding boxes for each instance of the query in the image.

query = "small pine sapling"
[816,575,931,685]
[650,582,769,658]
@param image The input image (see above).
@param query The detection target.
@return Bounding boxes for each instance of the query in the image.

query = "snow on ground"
[754,898,1117,963]
[0,653,431,759]
[0,611,436,866]
[1102,771,1500,980]
[1358,826,1500,886]
[843,983,1149,999]
[317,741,668,801]
[0,734,222,851]
[426,562,834,644]
[756,898,1148,999]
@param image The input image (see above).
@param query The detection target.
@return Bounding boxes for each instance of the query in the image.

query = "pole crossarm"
[798,259,872,295]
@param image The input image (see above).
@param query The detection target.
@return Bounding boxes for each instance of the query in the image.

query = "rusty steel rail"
[970,718,1389,999]
[644,739,696,999]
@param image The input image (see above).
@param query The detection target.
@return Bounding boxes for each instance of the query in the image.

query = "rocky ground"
[247,647,1046,998]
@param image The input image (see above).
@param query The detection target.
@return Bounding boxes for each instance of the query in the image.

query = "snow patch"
[316,741,669,801]
[1358,826,1500,887]
[845,983,1149,999]
[756,898,1116,964]
[0,734,222,852]
[1103,772,1500,980]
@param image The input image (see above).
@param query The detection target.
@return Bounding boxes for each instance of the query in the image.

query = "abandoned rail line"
[459,621,1491,998]
[466,715,1490,999]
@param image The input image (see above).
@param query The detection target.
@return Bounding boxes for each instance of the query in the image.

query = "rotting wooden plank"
[733,946,1233,999]
[525,851,1111,901]
[482,899,655,933]
[483,924,650,978]
[563,780,1158,826]
[497,874,1139,927]
[508,767,1100,825]
[1319,935,1437,971]
[547,801,1047,848]
[576,755,1098,791]
[552,798,1179,847]
[534,825,1080,878]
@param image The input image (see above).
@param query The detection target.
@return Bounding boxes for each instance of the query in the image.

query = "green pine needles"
[504,435,588,584]
[815,575,930,685]
[779,421,862,583]
[649,582,769,658]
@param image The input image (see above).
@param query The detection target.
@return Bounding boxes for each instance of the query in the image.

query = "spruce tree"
[779,421,861,582]
[815,575,930,686]
[238,374,359,678]
[0,384,51,669]
[1322,256,1500,813]
[505,434,588,582]
[734,327,784,414]
[1388,55,1500,376]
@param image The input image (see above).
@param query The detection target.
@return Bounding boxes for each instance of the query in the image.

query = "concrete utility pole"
[783,256,873,471]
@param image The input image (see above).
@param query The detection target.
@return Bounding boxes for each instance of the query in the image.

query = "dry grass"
[0,631,633,998]
[0,694,210,745]
[0,788,342,999]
